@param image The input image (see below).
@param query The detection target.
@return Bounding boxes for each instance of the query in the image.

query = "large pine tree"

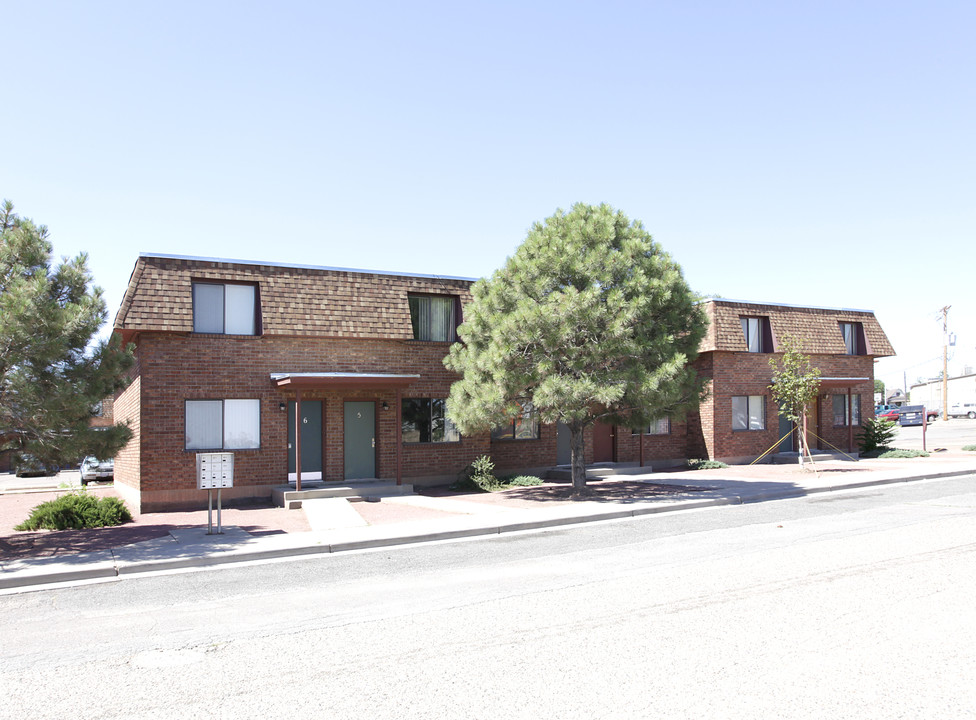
[0,200,133,465]
[445,202,707,493]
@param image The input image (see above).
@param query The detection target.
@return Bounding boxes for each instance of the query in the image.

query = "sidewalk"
[2,453,975,591]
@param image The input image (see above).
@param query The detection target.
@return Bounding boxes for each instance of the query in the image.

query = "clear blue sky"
[3,0,973,393]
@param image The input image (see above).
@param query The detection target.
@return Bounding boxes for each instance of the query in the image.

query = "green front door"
[778,413,794,453]
[344,401,376,479]
[288,400,323,481]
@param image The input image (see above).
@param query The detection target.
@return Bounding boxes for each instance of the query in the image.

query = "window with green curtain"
[408,294,456,341]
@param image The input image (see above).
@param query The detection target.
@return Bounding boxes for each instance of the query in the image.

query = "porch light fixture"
[279,402,287,411]
[382,401,390,411]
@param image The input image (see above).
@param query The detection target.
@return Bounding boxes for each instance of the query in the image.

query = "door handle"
[371,438,375,448]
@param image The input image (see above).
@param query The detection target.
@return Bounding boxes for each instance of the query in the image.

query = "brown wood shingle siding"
[114,256,474,339]
[699,300,894,357]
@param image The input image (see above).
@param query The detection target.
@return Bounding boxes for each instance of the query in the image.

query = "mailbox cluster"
[196,452,234,489]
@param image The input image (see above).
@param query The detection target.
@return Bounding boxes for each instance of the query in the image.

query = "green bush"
[877,449,930,459]
[858,418,897,454]
[451,455,500,492]
[451,459,545,492]
[963,445,976,452]
[15,491,133,531]
[502,475,544,487]
[686,459,728,470]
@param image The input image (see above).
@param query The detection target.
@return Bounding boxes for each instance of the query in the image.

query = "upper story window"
[193,282,258,335]
[409,294,457,342]
[740,316,772,353]
[491,401,540,441]
[839,322,866,355]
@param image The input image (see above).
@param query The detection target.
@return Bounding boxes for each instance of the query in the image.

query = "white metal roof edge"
[140,252,479,283]
[698,297,875,314]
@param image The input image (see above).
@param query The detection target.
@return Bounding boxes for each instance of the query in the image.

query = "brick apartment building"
[111,254,893,512]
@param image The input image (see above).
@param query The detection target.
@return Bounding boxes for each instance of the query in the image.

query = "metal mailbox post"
[196,452,234,534]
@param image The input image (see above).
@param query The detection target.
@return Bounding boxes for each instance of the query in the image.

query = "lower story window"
[632,417,671,435]
[832,394,862,426]
[491,401,540,440]
[732,395,765,430]
[401,398,459,443]
[186,399,261,450]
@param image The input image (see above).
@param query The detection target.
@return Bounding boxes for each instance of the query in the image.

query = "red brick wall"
[698,350,875,460]
[615,419,690,465]
[119,329,879,510]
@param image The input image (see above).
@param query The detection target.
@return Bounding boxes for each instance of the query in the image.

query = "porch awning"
[270,372,420,389]
[818,377,870,389]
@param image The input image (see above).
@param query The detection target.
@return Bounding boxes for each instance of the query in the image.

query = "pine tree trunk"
[570,424,587,495]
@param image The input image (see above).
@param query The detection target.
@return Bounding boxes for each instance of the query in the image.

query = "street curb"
[1,468,973,591]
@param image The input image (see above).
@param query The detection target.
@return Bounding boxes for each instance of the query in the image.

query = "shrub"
[15,491,133,531]
[503,475,544,487]
[963,444,976,452]
[877,449,930,459]
[858,418,897,454]
[451,460,545,492]
[686,459,728,470]
[451,455,501,492]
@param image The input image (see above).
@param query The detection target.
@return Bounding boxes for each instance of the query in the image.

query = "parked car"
[876,408,900,422]
[13,454,61,478]
[948,402,976,419]
[925,408,940,422]
[80,456,114,485]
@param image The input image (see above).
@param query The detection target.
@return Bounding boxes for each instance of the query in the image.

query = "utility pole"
[941,305,950,421]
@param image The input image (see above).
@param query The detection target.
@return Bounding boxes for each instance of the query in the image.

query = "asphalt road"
[2,476,975,719]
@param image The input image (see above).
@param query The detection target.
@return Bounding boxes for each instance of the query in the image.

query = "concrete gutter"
[2,467,974,592]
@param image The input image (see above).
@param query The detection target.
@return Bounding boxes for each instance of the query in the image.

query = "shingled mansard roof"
[699,299,895,357]
[113,253,475,340]
[113,255,894,358]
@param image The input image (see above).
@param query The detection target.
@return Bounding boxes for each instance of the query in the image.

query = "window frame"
[739,316,773,353]
[185,398,262,451]
[192,281,260,336]
[490,401,541,441]
[732,395,766,431]
[408,293,459,342]
[400,397,460,444]
[832,394,862,427]
[632,417,671,435]
[839,321,866,355]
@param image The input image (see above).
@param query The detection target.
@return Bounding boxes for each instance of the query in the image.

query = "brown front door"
[593,422,615,463]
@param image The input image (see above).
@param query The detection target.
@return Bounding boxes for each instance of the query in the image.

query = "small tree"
[0,201,134,464]
[768,335,821,464]
[445,202,707,494]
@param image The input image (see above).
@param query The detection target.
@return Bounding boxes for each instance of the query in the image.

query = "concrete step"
[272,481,413,510]
[770,451,859,465]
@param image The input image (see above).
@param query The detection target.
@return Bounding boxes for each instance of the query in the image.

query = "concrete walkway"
[2,453,975,592]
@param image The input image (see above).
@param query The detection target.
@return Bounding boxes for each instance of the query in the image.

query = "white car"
[948,403,976,419]
[80,456,114,485]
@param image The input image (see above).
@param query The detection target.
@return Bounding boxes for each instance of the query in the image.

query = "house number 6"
[303,417,308,424]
